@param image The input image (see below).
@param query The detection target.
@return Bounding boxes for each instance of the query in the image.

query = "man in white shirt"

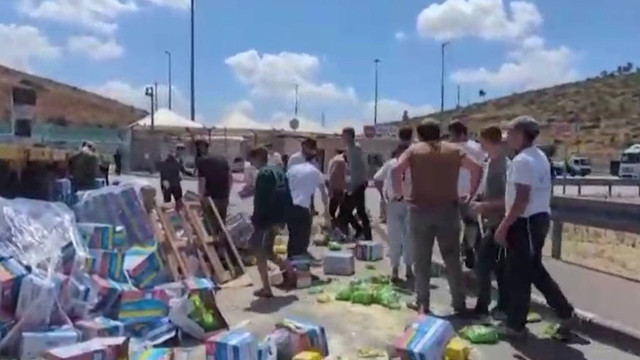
[374,143,413,282]
[286,138,329,258]
[448,120,486,269]
[266,143,284,168]
[496,116,574,338]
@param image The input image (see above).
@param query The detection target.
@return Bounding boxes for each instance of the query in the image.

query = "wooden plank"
[184,203,231,283]
[176,210,212,280]
[148,209,181,280]
[207,198,247,275]
[155,205,191,277]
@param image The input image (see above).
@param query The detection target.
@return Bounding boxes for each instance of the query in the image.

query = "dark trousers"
[506,213,574,330]
[203,197,229,236]
[338,184,371,240]
[287,205,312,258]
[100,165,110,186]
[474,225,508,313]
[328,190,344,222]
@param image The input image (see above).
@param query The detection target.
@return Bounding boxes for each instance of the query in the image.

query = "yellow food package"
[293,351,322,360]
[444,337,471,360]
[273,245,287,255]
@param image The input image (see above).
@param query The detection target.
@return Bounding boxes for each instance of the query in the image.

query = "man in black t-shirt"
[196,142,232,234]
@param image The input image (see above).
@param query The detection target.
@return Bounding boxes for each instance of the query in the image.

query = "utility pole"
[145,86,155,131]
[321,111,326,128]
[190,0,195,121]
[294,84,299,117]
[374,59,380,126]
[456,85,461,108]
[440,42,450,122]
[154,82,159,111]
[165,50,172,110]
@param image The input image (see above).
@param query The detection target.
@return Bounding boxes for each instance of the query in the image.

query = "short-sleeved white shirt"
[505,146,552,217]
[286,162,324,209]
[457,140,486,196]
[374,158,411,200]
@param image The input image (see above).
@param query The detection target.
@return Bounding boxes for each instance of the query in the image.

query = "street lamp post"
[144,86,155,131]
[440,42,450,123]
[190,0,195,121]
[374,59,380,126]
[165,50,172,110]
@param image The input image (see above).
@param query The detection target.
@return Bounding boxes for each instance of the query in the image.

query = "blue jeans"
[386,201,412,269]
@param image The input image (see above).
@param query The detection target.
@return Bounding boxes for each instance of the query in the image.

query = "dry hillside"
[0,65,147,128]
[403,71,640,166]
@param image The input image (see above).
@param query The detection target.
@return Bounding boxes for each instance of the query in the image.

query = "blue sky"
[1,0,638,131]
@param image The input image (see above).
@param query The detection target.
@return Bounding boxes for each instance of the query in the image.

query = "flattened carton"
[354,241,383,261]
[394,315,455,360]
[205,329,258,360]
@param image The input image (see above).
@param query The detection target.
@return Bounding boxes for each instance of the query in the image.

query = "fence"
[553,177,640,197]
[550,196,640,260]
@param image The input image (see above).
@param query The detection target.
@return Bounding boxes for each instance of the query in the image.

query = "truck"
[565,155,592,177]
[618,144,640,179]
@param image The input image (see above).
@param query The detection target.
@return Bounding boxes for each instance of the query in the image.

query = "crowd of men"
[159,116,574,338]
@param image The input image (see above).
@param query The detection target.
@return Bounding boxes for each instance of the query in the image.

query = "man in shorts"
[247,146,293,298]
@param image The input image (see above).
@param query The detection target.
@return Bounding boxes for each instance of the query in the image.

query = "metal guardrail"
[550,196,640,260]
[553,177,640,196]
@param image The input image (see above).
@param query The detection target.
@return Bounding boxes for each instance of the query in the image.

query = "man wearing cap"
[496,115,574,337]
[391,119,482,315]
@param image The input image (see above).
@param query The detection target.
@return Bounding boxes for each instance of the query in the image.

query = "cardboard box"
[42,337,129,360]
[395,315,455,360]
[286,256,312,289]
[168,291,228,340]
[125,317,176,345]
[16,274,65,320]
[117,288,170,324]
[275,319,329,358]
[132,348,172,360]
[354,241,384,261]
[20,327,81,360]
[323,251,355,276]
[0,257,29,311]
[124,246,164,289]
[444,337,471,360]
[77,223,127,250]
[75,317,124,339]
[85,250,127,282]
[206,329,258,360]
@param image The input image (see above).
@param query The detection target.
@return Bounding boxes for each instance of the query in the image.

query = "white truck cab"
[566,156,592,177]
[619,144,640,179]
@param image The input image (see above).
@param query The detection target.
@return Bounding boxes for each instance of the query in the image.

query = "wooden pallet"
[150,206,189,280]
[184,200,246,278]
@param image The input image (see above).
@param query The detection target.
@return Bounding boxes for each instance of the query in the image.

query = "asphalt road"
[113,173,639,359]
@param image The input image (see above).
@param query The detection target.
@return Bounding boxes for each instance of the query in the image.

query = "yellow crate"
[0,144,26,161]
[444,337,471,360]
[27,147,52,161]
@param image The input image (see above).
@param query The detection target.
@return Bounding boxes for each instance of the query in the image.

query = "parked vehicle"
[618,144,640,179]
[552,161,566,176]
[566,156,592,176]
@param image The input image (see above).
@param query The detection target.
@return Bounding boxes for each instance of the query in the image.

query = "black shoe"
[463,247,475,269]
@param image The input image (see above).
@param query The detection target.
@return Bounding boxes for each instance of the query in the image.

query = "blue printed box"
[77,223,127,251]
[206,329,258,360]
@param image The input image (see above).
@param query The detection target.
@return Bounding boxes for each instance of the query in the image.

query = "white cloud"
[87,80,187,114]
[395,31,407,42]
[416,0,542,41]
[363,99,435,122]
[67,35,124,60]
[225,49,357,104]
[141,0,189,10]
[17,0,138,34]
[451,36,579,90]
[0,23,61,71]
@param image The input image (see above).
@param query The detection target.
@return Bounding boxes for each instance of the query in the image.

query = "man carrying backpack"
[247,146,293,298]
